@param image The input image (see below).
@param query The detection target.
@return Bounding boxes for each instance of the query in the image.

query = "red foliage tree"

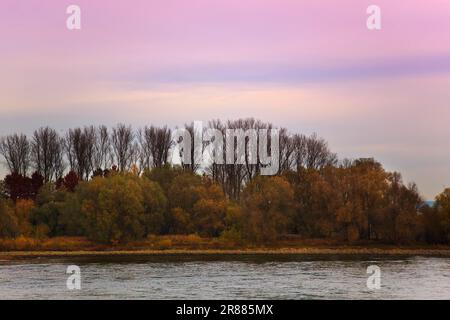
[56,171,79,192]
[63,171,79,192]
[4,172,25,202]
[3,171,43,202]
[30,171,44,197]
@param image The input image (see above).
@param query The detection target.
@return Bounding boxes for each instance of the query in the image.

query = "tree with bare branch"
[0,133,30,176]
[30,127,65,182]
[111,124,136,172]
[138,125,172,170]
[65,126,96,180]
[93,125,111,171]
[293,133,337,170]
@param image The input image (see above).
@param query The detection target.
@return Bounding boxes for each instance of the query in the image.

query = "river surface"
[0,254,449,299]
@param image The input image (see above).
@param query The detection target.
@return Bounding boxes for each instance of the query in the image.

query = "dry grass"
[0,235,234,252]
[0,236,95,251]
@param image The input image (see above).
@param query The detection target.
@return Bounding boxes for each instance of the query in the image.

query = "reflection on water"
[0,255,449,299]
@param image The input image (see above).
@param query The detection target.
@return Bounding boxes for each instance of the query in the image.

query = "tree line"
[0,119,449,244]
[0,120,337,199]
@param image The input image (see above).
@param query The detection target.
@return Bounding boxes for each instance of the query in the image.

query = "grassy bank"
[1,236,450,260]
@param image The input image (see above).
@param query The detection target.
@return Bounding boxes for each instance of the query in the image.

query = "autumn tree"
[167,172,227,236]
[222,203,245,242]
[285,168,341,238]
[377,174,422,243]
[78,175,143,242]
[423,188,450,243]
[3,171,43,202]
[0,198,18,238]
[0,121,435,245]
[56,171,79,192]
[346,159,388,240]
[167,172,203,234]
[3,172,29,202]
[14,199,35,236]
[192,183,227,237]
[240,176,295,242]
[78,174,166,242]
[137,176,167,235]
[30,171,44,197]
[143,165,184,196]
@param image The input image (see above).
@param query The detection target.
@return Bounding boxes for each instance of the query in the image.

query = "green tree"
[138,176,167,235]
[58,191,85,236]
[81,175,145,243]
[30,183,67,236]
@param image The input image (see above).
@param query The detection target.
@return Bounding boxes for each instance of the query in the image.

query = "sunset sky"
[1,0,450,198]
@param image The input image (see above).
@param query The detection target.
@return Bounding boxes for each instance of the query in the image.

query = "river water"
[0,255,449,299]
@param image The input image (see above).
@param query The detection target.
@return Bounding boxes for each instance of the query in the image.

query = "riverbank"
[2,247,450,260]
[1,236,450,260]
[0,248,450,260]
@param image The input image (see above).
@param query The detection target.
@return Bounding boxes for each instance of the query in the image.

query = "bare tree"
[65,126,96,180]
[0,133,30,176]
[1,122,337,189]
[53,141,66,181]
[292,134,307,170]
[304,133,337,169]
[205,119,227,188]
[179,122,201,173]
[138,125,172,170]
[111,124,136,171]
[205,118,273,200]
[93,125,111,171]
[31,127,65,182]
[278,128,295,173]
[292,133,337,170]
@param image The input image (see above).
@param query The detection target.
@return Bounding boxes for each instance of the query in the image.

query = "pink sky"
[1,0,450,198]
